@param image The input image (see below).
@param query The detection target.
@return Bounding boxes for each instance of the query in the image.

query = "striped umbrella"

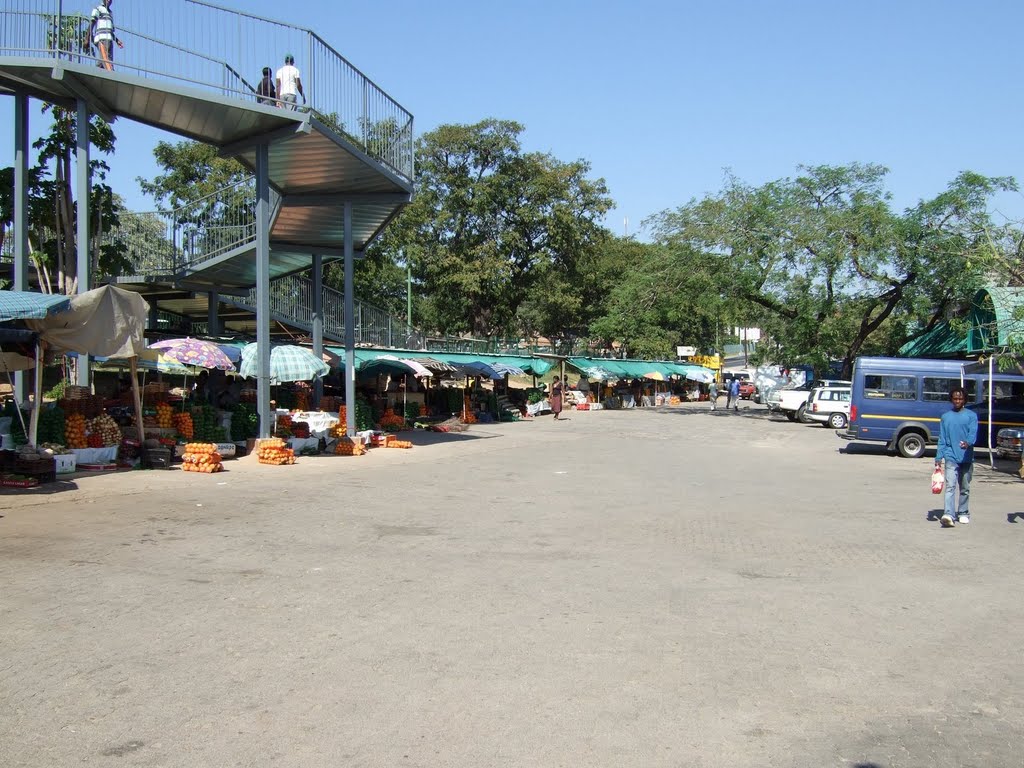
[239,344,330,383]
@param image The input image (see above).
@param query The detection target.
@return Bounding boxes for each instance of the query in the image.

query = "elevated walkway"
[2,0,415,435]
[1,0,414,287]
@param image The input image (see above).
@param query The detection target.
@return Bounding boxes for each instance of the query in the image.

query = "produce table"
[70,446,118,464]
[289,411,339,438]
[288,437,320,454]
[526,399,551,417]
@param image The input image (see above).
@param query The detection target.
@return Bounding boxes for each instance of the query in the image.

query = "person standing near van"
[936,385,978,527]
[729,378,740,411]
[708,380,718,411]
[275,54,305,110]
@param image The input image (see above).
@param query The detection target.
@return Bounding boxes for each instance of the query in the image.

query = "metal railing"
[112,177,258,274]
[1,0,414,181]
[231,273,426,349]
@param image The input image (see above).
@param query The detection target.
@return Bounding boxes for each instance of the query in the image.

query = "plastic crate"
[54,454,77,474]
[141,446,173,469]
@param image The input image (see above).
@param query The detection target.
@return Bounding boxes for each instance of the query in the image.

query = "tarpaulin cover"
[26,285,148,358]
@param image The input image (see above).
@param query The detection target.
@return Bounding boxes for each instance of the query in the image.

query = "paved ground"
[2,401,1022,768]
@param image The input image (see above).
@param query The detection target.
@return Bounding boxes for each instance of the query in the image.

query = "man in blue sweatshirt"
[936,386,978,527]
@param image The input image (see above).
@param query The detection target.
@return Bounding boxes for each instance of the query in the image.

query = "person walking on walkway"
[729,378,740,411]
[708,380,718,411]
[275,53,305,110]
[936,385,978,527]
[90,0,123,72]
[256,66,276,105]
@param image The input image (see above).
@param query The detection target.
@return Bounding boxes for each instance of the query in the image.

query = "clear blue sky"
[3,0,1023,237]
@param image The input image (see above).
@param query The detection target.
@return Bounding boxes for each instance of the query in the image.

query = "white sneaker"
[940,514,955,527]
[958,515,970,525]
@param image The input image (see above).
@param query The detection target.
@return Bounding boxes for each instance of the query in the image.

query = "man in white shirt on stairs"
[275,53,305,110]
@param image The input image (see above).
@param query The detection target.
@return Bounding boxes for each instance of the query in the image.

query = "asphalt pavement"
[2,400,1022,767]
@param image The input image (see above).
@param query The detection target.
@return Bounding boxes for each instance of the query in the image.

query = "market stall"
[23,286,150,474]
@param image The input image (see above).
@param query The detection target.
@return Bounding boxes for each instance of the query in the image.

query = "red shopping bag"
[931,466,945,494]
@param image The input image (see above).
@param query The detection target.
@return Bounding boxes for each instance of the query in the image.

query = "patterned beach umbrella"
[239,344,330,383]
[149,338,236,371]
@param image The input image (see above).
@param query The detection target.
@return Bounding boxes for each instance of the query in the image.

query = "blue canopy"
[0,290,71,323]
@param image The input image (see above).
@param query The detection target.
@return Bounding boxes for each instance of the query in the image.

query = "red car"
[738,381,756,400]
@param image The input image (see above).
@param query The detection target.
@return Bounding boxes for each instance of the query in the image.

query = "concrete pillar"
[13,93,29,403]
[312,252,323,408]
[255,144,272,438]
[344,202,355,436]
[75,100,91,388]
[207,290,220,335]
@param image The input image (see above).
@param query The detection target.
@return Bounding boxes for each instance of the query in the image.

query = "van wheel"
[785,411,797,421]
[896,431,926,459]
[796,403,811,423]
[827,412,848,430]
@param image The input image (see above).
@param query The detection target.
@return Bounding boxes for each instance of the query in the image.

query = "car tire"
[785,411,797,422]
[896,431,927,459]
[796,403,811,423]
[827,412,847,429]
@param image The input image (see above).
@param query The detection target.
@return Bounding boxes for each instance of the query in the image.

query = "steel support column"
[312,252,323,408]
[75,100,90,388]
[207,290,220,335]
[344,202,355,436]
[255,144,272,438]
[13,93,29,403]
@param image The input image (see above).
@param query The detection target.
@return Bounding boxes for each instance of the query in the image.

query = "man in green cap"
[275,53,305,110]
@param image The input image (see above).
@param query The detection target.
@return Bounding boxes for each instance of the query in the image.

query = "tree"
[647,164,1017,374]
[378,119,613,339]
[590,238,723,359]
[1,104,125,294]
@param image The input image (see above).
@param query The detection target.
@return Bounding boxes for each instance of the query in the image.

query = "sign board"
[689,354,721,371]
[676,346,696,358]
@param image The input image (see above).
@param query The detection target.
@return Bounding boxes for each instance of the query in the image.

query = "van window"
[864,374,917,400]
[923,377,976,402]
[983,380,1024,401]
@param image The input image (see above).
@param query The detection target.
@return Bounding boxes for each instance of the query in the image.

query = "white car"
[805,386,852,429]
[766,379,850,421]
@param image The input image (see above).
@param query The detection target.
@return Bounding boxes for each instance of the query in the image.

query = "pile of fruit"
[173,411,194,439]
[291,421,311,439]
[419,403,429,417]
[65,413,87,449]
[334,438,365,456]
[181,442,224,473]
[275,413,293,438]
[329,421,347,439]
[155,402,174,428]
[230,403,259,441]
[386,439,413,449]
[378,408,405,432]
[191,406,224,442]
[37,406,65,446]
[294,384,311,412]
[462,397,478,424]
[87,413,121,447]
[257,437,295,465]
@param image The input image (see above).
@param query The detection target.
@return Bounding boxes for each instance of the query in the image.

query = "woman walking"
[550,376,564,420]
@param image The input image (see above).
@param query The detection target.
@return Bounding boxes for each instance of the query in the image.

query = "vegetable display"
[87,413,121,447]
